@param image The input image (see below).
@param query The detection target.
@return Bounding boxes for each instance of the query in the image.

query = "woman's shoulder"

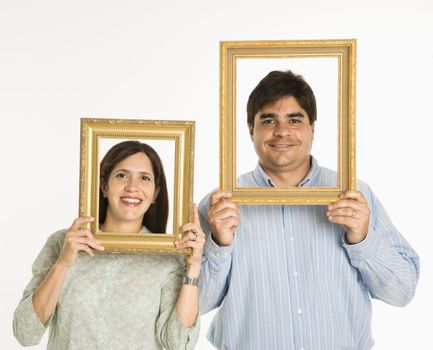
[148,254,185,274]
[45,228,68,247]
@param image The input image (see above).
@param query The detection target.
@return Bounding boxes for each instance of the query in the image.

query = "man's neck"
[260,158,311,187]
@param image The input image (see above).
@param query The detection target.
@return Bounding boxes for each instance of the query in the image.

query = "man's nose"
[273,123,292,137]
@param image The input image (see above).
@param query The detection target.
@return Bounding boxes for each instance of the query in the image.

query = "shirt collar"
[252,156,321,188]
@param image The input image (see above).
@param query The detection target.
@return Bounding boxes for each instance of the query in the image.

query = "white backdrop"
[1,0,432,349]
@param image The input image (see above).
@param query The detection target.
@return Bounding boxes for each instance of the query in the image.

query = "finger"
[211,207,239,221]
[185,240,205,250]
[176,238,205,250]
[192,204,200,226]
[214,216,239,231]
[69,216,95,232]
[176,230,204,245]
[209,198,239,216]
[76,243,95,257]
[67,229,94,239]
[327,207,363,220]
[210,190,232,206]
[328,199,362,211]
[76,237,105,251]
[339,191,367,204]
[328,215,357,227]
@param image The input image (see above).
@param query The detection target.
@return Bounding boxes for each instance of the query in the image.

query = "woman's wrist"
[185,264,201,279]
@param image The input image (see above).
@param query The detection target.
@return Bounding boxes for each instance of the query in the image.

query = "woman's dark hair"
[99,140,169,233]
[247,70,317,128]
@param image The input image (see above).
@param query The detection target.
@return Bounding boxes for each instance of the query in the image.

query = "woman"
[13,141,204,349]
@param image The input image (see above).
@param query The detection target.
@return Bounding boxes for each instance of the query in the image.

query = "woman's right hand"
[56,217,105,268]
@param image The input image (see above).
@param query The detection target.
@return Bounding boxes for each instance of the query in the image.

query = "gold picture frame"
[79,118,195,254]
[220,39,357,204]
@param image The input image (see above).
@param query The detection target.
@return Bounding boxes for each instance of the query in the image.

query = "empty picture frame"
[220,39,357,204]
[79,118,195,254]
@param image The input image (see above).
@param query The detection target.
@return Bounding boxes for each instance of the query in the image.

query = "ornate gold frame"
[220,39,356,204]
[79,118,195,254]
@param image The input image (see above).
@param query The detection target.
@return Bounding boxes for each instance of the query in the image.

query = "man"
[198,70,419,350]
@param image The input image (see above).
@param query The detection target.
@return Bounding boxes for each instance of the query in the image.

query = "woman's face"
[102,152,159,228]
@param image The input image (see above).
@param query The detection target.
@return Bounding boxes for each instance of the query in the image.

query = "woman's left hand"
[175,204,205,272]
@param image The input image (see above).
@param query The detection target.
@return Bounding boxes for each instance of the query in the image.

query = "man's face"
[250,95,314,178]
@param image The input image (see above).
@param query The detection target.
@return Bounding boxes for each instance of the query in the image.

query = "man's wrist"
[211,232,232,247]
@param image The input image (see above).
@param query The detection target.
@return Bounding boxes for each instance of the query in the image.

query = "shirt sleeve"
[13,230,65,346]
[156,258,200,350]
[197,192,234,314]
[343,182,420,307]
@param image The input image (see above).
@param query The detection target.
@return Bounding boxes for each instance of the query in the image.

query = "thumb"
[192,203,200,226]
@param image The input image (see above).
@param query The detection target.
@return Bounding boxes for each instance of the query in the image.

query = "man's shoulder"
[236,170,257,187]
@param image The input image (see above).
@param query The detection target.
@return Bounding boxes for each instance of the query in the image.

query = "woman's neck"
[100,217,142,233]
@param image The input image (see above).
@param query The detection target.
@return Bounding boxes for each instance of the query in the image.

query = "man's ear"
[311,122,315,139]
[100,180,108,198]
[249,125,254,141]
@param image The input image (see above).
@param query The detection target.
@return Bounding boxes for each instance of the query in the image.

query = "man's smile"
[268,142,299,150]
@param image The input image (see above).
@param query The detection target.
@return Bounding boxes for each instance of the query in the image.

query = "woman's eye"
[142,176,151,181]
[116,173,127,179]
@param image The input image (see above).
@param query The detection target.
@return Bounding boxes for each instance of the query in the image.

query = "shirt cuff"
[165,308,200,350]
[342,229,382,261]
[205,233,234,260]
[13,294,50,346]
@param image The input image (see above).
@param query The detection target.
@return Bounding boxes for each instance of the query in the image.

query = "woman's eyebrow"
[114,169,152,176]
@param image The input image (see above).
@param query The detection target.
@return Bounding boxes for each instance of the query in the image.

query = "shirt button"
[300,348,305,350]
[290,236,295,241]
[297,308,302,314]
[293,271,298,277]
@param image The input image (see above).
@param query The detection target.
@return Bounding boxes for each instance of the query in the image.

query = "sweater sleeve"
[13,230,65,346]
[156,257,200,350]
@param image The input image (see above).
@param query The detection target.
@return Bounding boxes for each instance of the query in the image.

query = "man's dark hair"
[247,70,317,128]
[99,140,169,233]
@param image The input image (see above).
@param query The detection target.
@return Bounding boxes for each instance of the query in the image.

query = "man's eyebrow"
[286,112,304,118]
[258,113,277,119]
[258,112,305,119]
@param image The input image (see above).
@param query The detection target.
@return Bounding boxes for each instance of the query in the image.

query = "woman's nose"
[125,176,139,191]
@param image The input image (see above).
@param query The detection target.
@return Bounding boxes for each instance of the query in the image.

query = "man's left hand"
[327,191,371,244]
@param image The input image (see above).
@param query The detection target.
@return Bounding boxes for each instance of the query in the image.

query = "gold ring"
[351,209,357,219]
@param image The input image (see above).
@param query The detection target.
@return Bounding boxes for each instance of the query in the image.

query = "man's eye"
[289,119,302,124]
[262,119,276,126]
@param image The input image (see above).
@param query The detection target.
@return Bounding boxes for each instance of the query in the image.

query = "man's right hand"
[207,191,240,246]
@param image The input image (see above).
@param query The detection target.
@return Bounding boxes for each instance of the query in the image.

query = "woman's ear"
[152,187,160,203]
[100,179,108,198]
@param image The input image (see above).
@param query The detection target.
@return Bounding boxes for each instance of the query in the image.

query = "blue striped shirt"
[198,158,419,350]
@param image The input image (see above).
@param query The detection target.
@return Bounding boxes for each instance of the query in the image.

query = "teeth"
[122,198,141,204]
